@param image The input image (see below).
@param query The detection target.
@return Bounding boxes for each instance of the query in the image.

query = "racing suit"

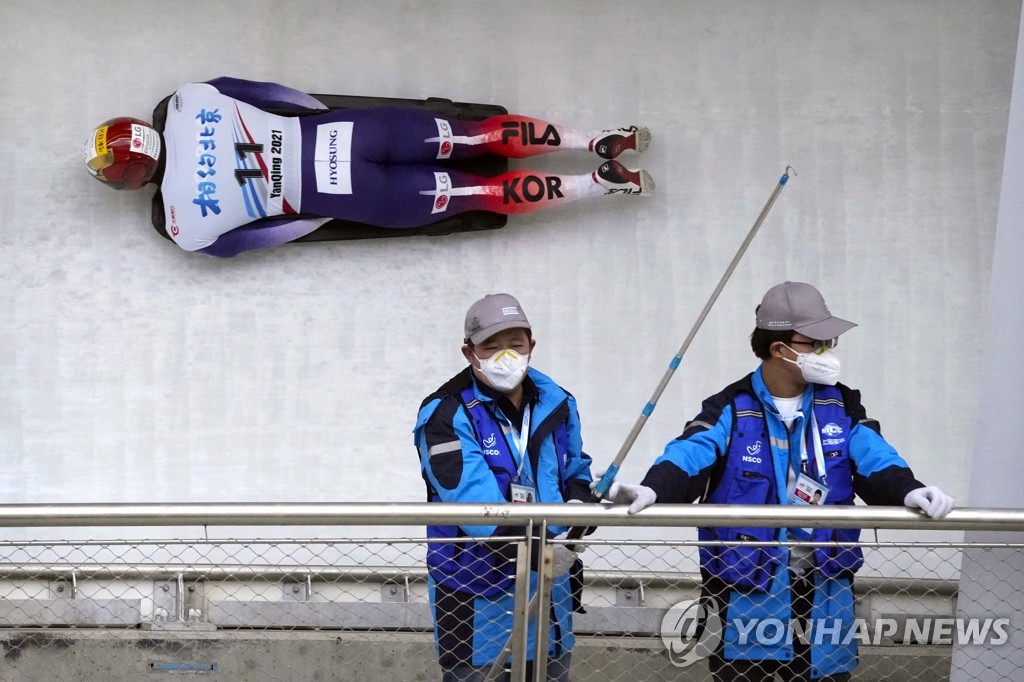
[159,77,608,257]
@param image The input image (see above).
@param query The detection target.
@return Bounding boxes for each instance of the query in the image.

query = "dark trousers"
[709,573,852,682]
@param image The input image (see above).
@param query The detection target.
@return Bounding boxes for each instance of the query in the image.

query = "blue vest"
[697,386,864,590]
[425,385,570,597]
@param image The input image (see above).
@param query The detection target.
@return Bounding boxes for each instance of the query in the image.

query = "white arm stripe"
[428,440,462,458]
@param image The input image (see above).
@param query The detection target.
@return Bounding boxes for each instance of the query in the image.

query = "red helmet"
[84,117,162,190]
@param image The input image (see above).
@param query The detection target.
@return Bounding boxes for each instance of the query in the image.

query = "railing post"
[176,573,186,623]
[49,571,77,600]
[509,520,532,681]
[152,577,178,624]
[533,521,552,682]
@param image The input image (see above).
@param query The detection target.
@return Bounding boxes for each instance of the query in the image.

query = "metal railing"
[2,501,1023,530]
[0,503,1021,681]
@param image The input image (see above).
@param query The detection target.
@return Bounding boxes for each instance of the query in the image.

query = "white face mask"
[474,348,530,392]
[783,345,842,386]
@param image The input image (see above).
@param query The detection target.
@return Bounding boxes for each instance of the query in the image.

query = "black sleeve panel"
[641,460,714,504]
[430,453,463,492]
[566,478,592,503]
[854,465,925,506]
[424,397,465,491]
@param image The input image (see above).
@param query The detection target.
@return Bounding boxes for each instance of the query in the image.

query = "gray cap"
[755,282,856,340]
[464,293,531,344]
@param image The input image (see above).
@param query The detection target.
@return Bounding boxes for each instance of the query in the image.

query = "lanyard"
[504,404,532,483]
[800,409,828,484]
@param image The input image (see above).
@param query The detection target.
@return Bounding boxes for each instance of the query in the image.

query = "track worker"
[414,293,594,681]
[84,77,653,257]
[600,281,954,681]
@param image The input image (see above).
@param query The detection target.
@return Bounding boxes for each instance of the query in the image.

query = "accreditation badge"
[510,483,537,504]
[788,473,830,539]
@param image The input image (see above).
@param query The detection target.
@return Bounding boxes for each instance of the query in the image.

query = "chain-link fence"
[0,503,1021,681]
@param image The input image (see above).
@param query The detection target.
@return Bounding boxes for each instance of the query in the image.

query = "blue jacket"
[414,366,593,667]
[642,367,923,678]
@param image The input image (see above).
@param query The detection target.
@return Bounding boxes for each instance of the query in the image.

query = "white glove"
[591,471,657,514]
[549,544,578,578]
[904,486,955,519]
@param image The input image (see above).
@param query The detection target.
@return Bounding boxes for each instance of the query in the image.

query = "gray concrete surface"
[0,630,954,682]
[952,8,1024,680]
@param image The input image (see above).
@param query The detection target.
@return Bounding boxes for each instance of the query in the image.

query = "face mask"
[783,345,841,386]
[474,348,530,392]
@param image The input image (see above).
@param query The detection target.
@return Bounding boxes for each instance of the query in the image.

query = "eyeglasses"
[788,338,838,353]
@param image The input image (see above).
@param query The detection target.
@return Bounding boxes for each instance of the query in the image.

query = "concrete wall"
[2,2,1020,677]
[951,3,1024,680]
[0,1,1018,546]
[0,630,953,682]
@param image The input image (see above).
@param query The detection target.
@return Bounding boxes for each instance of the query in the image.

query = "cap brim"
[468,320,532,345]
[795,316,857,341]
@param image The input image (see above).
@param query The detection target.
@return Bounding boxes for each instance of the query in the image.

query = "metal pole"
[489,593,541,681]
[590,165,797,500]
[504,520,533,681]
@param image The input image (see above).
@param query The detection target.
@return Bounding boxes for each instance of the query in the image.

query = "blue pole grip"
[593,463,621,499]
